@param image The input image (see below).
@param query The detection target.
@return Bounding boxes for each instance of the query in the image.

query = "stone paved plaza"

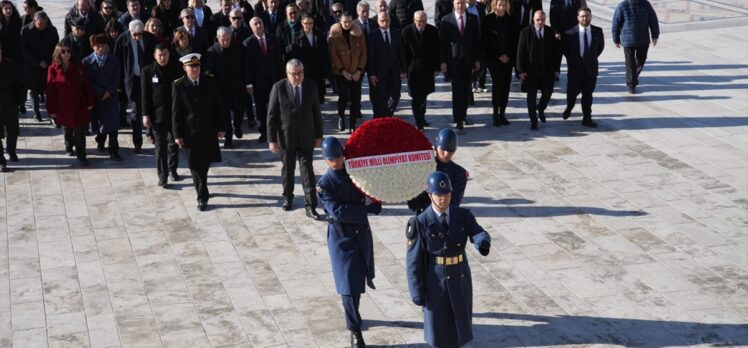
[2,0,748,347]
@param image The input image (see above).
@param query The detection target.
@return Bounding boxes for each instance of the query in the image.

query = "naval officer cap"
[179,53,201,66]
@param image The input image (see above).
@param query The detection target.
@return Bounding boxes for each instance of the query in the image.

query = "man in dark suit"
[433,0,452,28]
[550,0,586,35]
[276,4,302,62]
[113,19,156,153]
[243,17,284,143]
[511,0,542,28]
[258,0,285,35]
[267,59,323,218]
[142,44,183,187]
[209,0,235,37]
[117,0,149,28]
[367,12,403,118]
[204,26,251,147]
[517,10,561,130]
[172,53,226,211]
[372,0,399,29]
[290,14,329,103]
[64,0,106,36]
[175,8,210,54]
[355,2,378,39]
[400,11,439,129]
[228,9,252,44]
[562,7,603,128]
[389,0,423,28]
[439,0,480,131]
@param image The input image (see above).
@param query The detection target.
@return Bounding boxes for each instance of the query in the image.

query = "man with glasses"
[324,2,344,35]
[172,53,226,211]
[99,0,120,23]
[400,10,439,129]
[258,0,285,35]
[561,7,603,128]
[176,8,210,53]
[276,4,301,62]
[267,59,323,217]
[290,14,328,104]
[113,19,156,153]
[354,1,377,39]
[210,0,235,37]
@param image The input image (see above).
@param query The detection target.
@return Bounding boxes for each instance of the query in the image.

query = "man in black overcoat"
[0,43,25,171]
[172,53,226,211]
[290,14,329,104]
[400,10,439,129]
[20,11,58,122]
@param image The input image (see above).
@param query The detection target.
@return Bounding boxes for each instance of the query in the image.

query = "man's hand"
[353,71,361,81]
[615,43,621,48]
[474,61,480,71]
[342,71,353,81]
[38,61,48,69]
[554,71,560,78]
[440,63,447,73]
[400,73,407,80]
[246,86,254,95]
[652,38,657,47]
[142,116,151,128]
[217,131,225,139]
[87,106,94,111]
[518,72,527,80]
[269,142,280,154]
[499,54,509,64]
[412,296,424,306]
[102,91,111,100]
[555,33,561,40]
[175,138,185,147]
[369,75,378,87]
[314,138,322,148]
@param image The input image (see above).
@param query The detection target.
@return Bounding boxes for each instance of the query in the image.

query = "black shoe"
[628,86,636,94]
[133,147,142,154]
[110,153,122,162]
[234,129,243,139]
[34,113,43,122]
[463,117,472,125]
[8,153,18,162]
[499,116,510,125]
[456,122,464,130]
[350,329,366,348]
[170,171,181,181]
[338,117,346,132]
[0,164,10,172]
[282,198,292,211]
[224,140,233,149]
[258,134,267,143]
[19,105,26,114]
[197,200,207,211]
[562,109,571,120]
[492,116,501,127]
[97,144,106,152]
[582,118,598,128]
[305,206,320,219]
[78,157,88,166]
[423,120,430,126]
[158,180,168,188]
[538,110,546,123]
[247,118,257,128]
[66,148,75,156]
[530,123,538,130]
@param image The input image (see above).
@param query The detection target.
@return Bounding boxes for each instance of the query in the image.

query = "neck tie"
[294,85,301,107]
[459,16,464,35]
[583,28,589,57]
[271,13,275,27]
[193,80,199,87]
[362,21,367,33]
[384,30,389,46]
[440,213,448,231]
[537,28,542,39]
[260,37,267,55]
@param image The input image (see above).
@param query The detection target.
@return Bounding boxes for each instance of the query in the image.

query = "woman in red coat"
[46,42,95,165]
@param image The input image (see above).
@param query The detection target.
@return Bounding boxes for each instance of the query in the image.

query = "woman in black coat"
[20,11,58,122]
[482,0,517,126]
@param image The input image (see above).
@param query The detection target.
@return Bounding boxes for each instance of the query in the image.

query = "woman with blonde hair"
[145,17,168,45]
[46,42,95,165]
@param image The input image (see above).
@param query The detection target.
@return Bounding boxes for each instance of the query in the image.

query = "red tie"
[260,37,267,55]
[459,16,464,35]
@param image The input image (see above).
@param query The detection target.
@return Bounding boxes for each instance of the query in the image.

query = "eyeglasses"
[231,16,242,20]
[60,49,71,54]
[288,11,297,15]
[102,6,113,10]
[301,21,313,25]
[332,10,342,14]
[132,32,143,37]
[287,71,303,76]
[184,15,195,19]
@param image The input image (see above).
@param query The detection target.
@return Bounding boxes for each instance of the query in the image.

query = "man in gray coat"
[268,59,323,218]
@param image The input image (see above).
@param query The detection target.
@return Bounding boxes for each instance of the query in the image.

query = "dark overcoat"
[317,167,376,295]
[82,53,121,133]
[202,42,250,111]
[141,60,183,125]
[399,23,440,96]
[113,31,156,99]
[171,74,225,168]
[20,22,59,91]
[406,206,491,347]
[289,29,329,84]
[0,59,25,138]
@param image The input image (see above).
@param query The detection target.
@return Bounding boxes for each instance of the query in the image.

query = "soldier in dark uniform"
[407,128,468,213]
[142,44,183,187]
[0,42,25,171]
[406,171,491,348]
[171,53,226,211]
[316,137,381,348]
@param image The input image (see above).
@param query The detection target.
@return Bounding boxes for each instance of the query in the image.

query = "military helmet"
[427,171,452,194]
[321,137,344,160]
[435,128,457,152]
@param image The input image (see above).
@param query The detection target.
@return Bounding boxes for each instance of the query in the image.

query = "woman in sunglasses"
[46,42,95,165]
[98,0,120,23]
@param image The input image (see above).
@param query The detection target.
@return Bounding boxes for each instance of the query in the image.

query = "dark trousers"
[64,126,87,159]
[1,111,20,155]
[524,74,555,125]
[152,123,178,182]
[281,148,317,207]
[371,73,401,118]
[95,132,119,154]
[487,61,513,116]
[118,91,129,126]
[255,89,270,137]
[30,89,43,117]
[245,94,256,121]
[190,164,210,203]
[410,88,428,126]
[624,45,649,87]
[448,61,472,124]
[224,103,246,142]
[129,76,143,149]
[472,62,487,88]
[335,76,362,123]
[566,73,597,119]
[342,294,362,330]
[309,76,326,103]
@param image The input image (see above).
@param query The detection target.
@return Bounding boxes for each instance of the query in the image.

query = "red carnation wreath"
[344,117,435,203]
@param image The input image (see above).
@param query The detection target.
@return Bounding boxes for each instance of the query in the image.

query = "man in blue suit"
[406,171,491,348]
[317,137,382,348]
[367,12,403,118]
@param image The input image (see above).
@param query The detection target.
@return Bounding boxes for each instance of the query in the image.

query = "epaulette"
[174,76,185,84]
[205,73,214,77]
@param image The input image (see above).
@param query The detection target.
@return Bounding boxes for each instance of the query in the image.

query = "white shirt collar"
[579,24,590,33]
[431,205,450,220]
[454,12,464,22]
